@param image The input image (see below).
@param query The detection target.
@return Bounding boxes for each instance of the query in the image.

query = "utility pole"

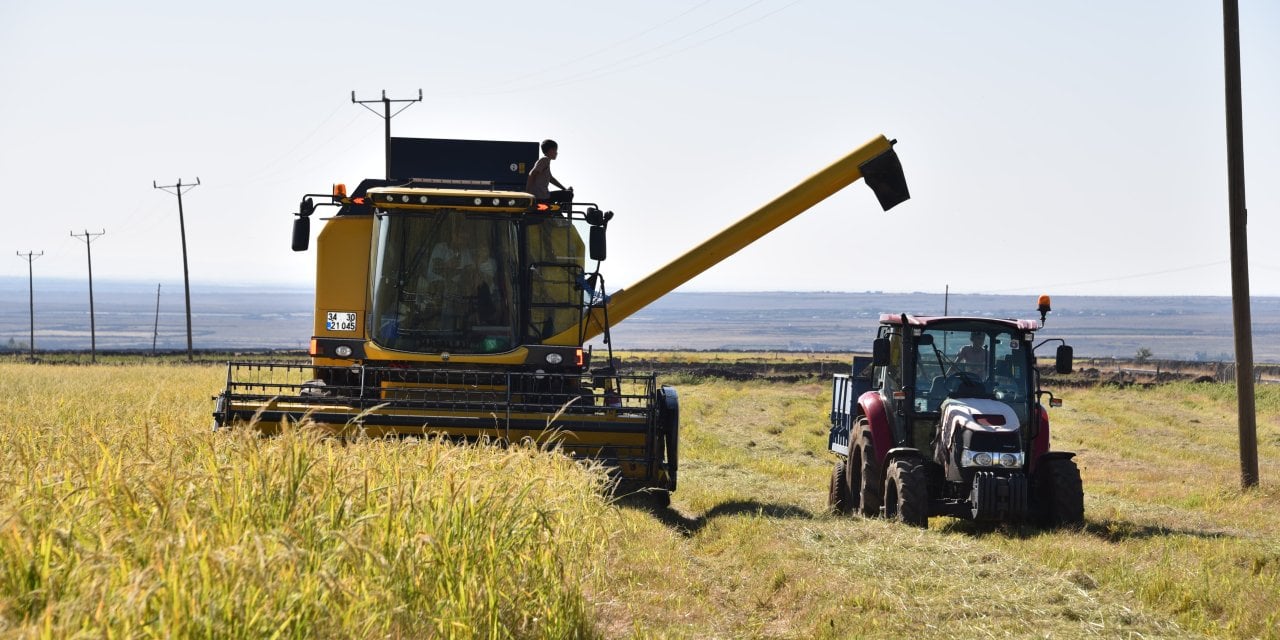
[152,283,161,355]
[1222,0,1258,488]
[153,178,200,362]
[16,251,42,362]
[70,229,106,363]
[352,89,423,179]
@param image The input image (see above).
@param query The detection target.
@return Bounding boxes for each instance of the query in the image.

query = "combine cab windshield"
[911,325,1032,422]
[370,211,521,354]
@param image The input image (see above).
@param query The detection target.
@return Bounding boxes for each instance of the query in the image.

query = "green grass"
[2,363,1278,638]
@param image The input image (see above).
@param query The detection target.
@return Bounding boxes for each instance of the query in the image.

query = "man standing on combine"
[526,139,573,204]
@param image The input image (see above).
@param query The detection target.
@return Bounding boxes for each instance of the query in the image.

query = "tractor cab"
[872,315,1045,453]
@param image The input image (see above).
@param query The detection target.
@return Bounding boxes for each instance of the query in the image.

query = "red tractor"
[826,299,1082,527]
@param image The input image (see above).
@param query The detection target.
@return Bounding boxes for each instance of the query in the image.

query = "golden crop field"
[2,362,1278,638]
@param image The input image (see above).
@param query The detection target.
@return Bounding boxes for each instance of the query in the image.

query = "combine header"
[215,134,909,502]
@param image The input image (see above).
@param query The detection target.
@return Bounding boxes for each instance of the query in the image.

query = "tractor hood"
[937,398,1023,480]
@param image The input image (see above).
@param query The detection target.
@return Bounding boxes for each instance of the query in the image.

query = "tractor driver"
[955,331,988,375]
[526,139,574,204]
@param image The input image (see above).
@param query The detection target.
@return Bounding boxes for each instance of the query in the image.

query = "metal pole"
[17,251,42,361]
[383,92,392,179]
[154,178,200,362]
[152,283,161,355]
[70,229,105,363]
[352,89,423,181]
[1223,0,1258,488]
[176,182,193,362]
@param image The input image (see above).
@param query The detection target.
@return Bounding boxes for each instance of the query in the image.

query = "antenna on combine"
[153,177,200,362]
[16,250,43,362]
[352,89,423,179]
[70,229,106,363]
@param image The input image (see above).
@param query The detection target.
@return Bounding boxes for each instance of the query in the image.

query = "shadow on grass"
[935,517,1235,542]
[615,493,816,537]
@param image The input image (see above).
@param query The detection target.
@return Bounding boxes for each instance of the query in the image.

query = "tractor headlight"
[334,345,353,357]
[960,450,1024,468]
[545,353,563,365]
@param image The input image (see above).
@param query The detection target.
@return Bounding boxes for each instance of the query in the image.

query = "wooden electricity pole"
[153,178,200,362]
[1222,0,1258,488]
[70,229,106,363]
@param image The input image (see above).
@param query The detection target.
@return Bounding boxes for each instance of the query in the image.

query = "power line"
[153,178,200,362]
[15,250,42,362]
[70,229,106,363]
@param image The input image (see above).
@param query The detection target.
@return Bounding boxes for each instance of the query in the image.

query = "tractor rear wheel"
[829,459,852,515]
[883,459,929,528]
[849,425,882,517]
[1036,457,1084,528]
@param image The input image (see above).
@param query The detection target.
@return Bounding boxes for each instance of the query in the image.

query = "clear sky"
[2,1,1277,297]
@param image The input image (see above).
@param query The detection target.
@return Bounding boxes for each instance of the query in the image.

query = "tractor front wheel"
[1036,457,1084,528]
[829,459,851,515]
[883,459,929,528]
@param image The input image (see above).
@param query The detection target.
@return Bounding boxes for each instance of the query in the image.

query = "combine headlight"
[492,198,501,205]
[961,450,1025,468]
[419,196,429,203]
[507,199,517,206]
[400,194,410,203]
[545,353,563,364]
[474,197,483,205]
[334,345,353,357]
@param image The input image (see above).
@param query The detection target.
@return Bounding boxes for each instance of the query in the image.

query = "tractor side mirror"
[292,216,310,252]
[589,226,607,261]
[872,337,891,366]
[1055,344,1074,374]
[300,197,316,217]
[917,334,934,346]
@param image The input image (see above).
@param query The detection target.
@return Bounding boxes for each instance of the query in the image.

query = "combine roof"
[878,314,1040,332]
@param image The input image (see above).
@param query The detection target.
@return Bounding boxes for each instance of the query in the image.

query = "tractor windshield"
[370,211,521,354]
[911,325,1032,420]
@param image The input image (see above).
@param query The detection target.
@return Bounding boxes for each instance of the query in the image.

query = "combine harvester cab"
[827,299,1084,527]
[215,134,909,502]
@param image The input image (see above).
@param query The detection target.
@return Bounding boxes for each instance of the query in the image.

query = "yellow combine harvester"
[213,134,908,502]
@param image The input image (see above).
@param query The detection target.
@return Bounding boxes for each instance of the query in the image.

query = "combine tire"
[848,424,882,517]
[829,459,852,515]
[1036,457,1084,528]
[883,459,929,528]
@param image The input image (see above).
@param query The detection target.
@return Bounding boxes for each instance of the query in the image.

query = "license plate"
[326,311,358,332]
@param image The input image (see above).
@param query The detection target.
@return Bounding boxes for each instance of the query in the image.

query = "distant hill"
[3,278,1278,361]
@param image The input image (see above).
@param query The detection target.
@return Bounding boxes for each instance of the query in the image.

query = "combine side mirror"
[589,226,607,261]
[300,197,316,217]
[872,337,891,366]
[1055,344,1074,374]
[292,216,310,252]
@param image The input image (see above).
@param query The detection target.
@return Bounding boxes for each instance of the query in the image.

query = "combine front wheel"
[883,459,928,528]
